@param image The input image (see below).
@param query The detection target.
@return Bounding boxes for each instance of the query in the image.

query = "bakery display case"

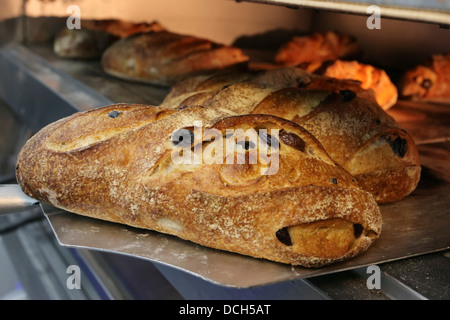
[0,0,449,300]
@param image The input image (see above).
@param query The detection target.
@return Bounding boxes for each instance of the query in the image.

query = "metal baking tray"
[40,151,450,288]
[244,0,450,25]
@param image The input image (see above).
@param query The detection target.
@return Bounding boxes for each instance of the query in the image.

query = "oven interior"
[0,0,449,299]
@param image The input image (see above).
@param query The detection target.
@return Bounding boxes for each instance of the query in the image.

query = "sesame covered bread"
[16,103,381,267]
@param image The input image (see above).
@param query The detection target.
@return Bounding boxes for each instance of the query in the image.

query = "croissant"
[16,103,381,267]
[161,67,421,204]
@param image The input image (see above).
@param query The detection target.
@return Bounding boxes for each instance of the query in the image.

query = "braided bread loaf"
[16,103,381,267]
[161,67,421,204]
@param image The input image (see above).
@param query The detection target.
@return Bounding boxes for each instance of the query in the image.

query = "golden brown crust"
[161,68,421,204]
[272,31,396,110]
[53,19,165,59]
[16,104,381,267]
[274,31,362,67]
[83,19,165,38]
[101,31,249,86]
[301,60,398,110]
[398,53,450,103]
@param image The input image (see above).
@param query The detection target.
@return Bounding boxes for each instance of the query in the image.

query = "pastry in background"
[101,31,249,86]
[301,60,398,110]
[275,31,362,66]
[398,53,450,103]
[54,19,164,59]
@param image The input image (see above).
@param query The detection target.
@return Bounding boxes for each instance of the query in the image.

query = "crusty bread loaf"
[398,53,450,103]
[54,20,164,59]
[275,31,362,67]
[54,28,119,59]
[300,60,398,110]
[83,19,165,38]
[16,103,381,267]
[101,31,249,86]
[161,67,421,204]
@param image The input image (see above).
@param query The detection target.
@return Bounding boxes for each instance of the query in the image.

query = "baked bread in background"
[53,19,164,59]
[300,60,398,110]
[398,53,450,103]
[16,103,382,267]
[54,27,119,59]
[83,19,165,38]
[274,31,362,66]
[101,30,249,86]
[272,31,397,110]
[161,67,421,204]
